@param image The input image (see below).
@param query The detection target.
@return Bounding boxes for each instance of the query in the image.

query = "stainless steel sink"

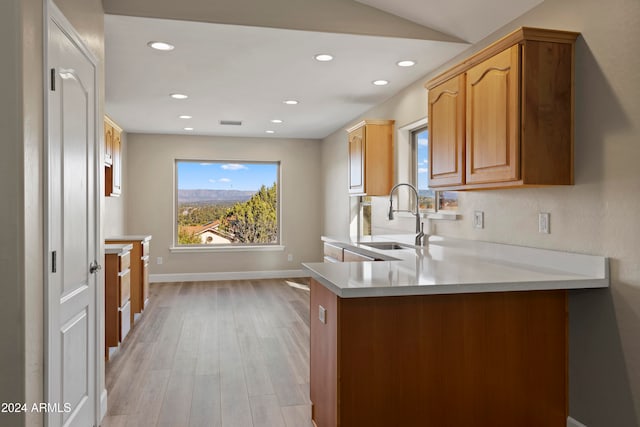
[362,242,411,250]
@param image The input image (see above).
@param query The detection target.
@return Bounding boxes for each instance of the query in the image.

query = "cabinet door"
[119,300,131,342]
[466,45,520,184]
[310,279,339,427]
[104,122,113,166]
[119,269,130,307]
[141,259,149,310]
[104,254,119,349]
[348,126,365,194]
[428,74,465,187]
[111,129,122,195]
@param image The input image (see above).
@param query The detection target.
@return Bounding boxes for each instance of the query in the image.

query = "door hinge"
[50,68,56,91]
[51,250,57,273]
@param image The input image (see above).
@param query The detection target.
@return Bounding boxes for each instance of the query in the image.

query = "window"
[412,126,458,212]
[175,160,280,246]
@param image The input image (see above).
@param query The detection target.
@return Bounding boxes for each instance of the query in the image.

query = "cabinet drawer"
[142,241,150,257]
[119,251,130,272]
[142,260,149,309]
[343,249,375,262]
[119,300,131,342]
[323,243,344,262]
[119,269,131,307]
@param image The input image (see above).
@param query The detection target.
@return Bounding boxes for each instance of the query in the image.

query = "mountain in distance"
[178,189,256,204]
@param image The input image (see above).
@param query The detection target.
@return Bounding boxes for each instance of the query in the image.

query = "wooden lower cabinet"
[106,235,152,324]
[310,278,568,427]
[105,244,133,359]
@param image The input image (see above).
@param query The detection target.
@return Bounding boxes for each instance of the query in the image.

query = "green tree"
[220,183,278,244]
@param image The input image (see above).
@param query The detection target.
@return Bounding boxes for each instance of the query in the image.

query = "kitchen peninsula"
[303,236,609,427]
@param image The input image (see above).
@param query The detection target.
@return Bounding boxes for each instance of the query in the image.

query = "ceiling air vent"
[219,120,242,126]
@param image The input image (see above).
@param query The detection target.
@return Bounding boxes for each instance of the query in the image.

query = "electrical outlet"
[157,257,163,265]
[287,253,293,262]
[473,211,484,229]
[539,212,550,234]
[318,305,326,324]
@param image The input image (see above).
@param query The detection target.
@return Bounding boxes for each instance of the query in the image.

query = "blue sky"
[177,161,278,191]
[416,129,430,190]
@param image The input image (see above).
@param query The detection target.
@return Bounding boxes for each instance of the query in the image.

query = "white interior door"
[46,4,99,427]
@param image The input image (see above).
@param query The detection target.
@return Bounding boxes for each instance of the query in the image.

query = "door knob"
[89,261,102,274]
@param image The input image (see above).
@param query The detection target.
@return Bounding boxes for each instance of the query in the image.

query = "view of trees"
[220,184,278,244]
[178,203,233,226]
[177,183,278,245]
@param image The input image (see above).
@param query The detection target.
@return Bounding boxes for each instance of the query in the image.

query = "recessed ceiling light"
[171,93,188,99]
[265,130,275,134]
[283,99,299,105]
[179,115,192,119]
[148,41,175,51]
[314,54,334,62]
[372,80,389,86]
[397,60,416,67]
[184,127,194,131]
[270,119,283,124]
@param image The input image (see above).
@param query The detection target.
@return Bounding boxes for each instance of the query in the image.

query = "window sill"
[170,245,286,253]
[425,211,459,221]
[396,211,460,221]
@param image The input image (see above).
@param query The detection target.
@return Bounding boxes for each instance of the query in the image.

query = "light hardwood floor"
[101,279,313,427]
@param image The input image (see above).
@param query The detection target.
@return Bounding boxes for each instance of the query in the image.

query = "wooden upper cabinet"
[111,129,122,195]
[104,121,114,166]
[426,27,578,190]
[348,126,365,194]
[466,45,520,184]
[346,120,395,196]
[428,74,465,187]
[105,116,122,197]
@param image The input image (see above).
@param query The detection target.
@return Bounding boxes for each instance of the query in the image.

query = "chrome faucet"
[388,183,427,246]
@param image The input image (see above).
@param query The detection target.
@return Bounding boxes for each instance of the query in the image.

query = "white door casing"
[45,3,100,427]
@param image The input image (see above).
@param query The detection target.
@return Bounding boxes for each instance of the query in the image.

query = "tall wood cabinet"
[346,120,394,196]
[104,116,122,196]
[426,27,579,190]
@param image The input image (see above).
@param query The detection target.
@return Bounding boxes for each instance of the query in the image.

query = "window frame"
[410,126,458,215]
[172,159,282,251]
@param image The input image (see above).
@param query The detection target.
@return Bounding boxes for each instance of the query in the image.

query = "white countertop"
[105,243,133,255]
[106,235,152,242]
[302,235,609,298]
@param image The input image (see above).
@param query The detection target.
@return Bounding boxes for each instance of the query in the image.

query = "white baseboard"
[100,388,108,422]
[150,269,309,283]
[568,416,587,427]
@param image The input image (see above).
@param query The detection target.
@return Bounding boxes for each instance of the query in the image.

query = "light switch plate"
[473,211,484,229]
[318,305,326,324]
[539,212,550,234]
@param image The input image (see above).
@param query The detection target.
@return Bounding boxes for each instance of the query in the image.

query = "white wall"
[0,1,105,426]
[126,133,323,277]
[321,0,640,424]
[0,2,26,426]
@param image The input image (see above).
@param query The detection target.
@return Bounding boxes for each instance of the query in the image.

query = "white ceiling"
[355,0,543,43]
[104,0,542,139]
